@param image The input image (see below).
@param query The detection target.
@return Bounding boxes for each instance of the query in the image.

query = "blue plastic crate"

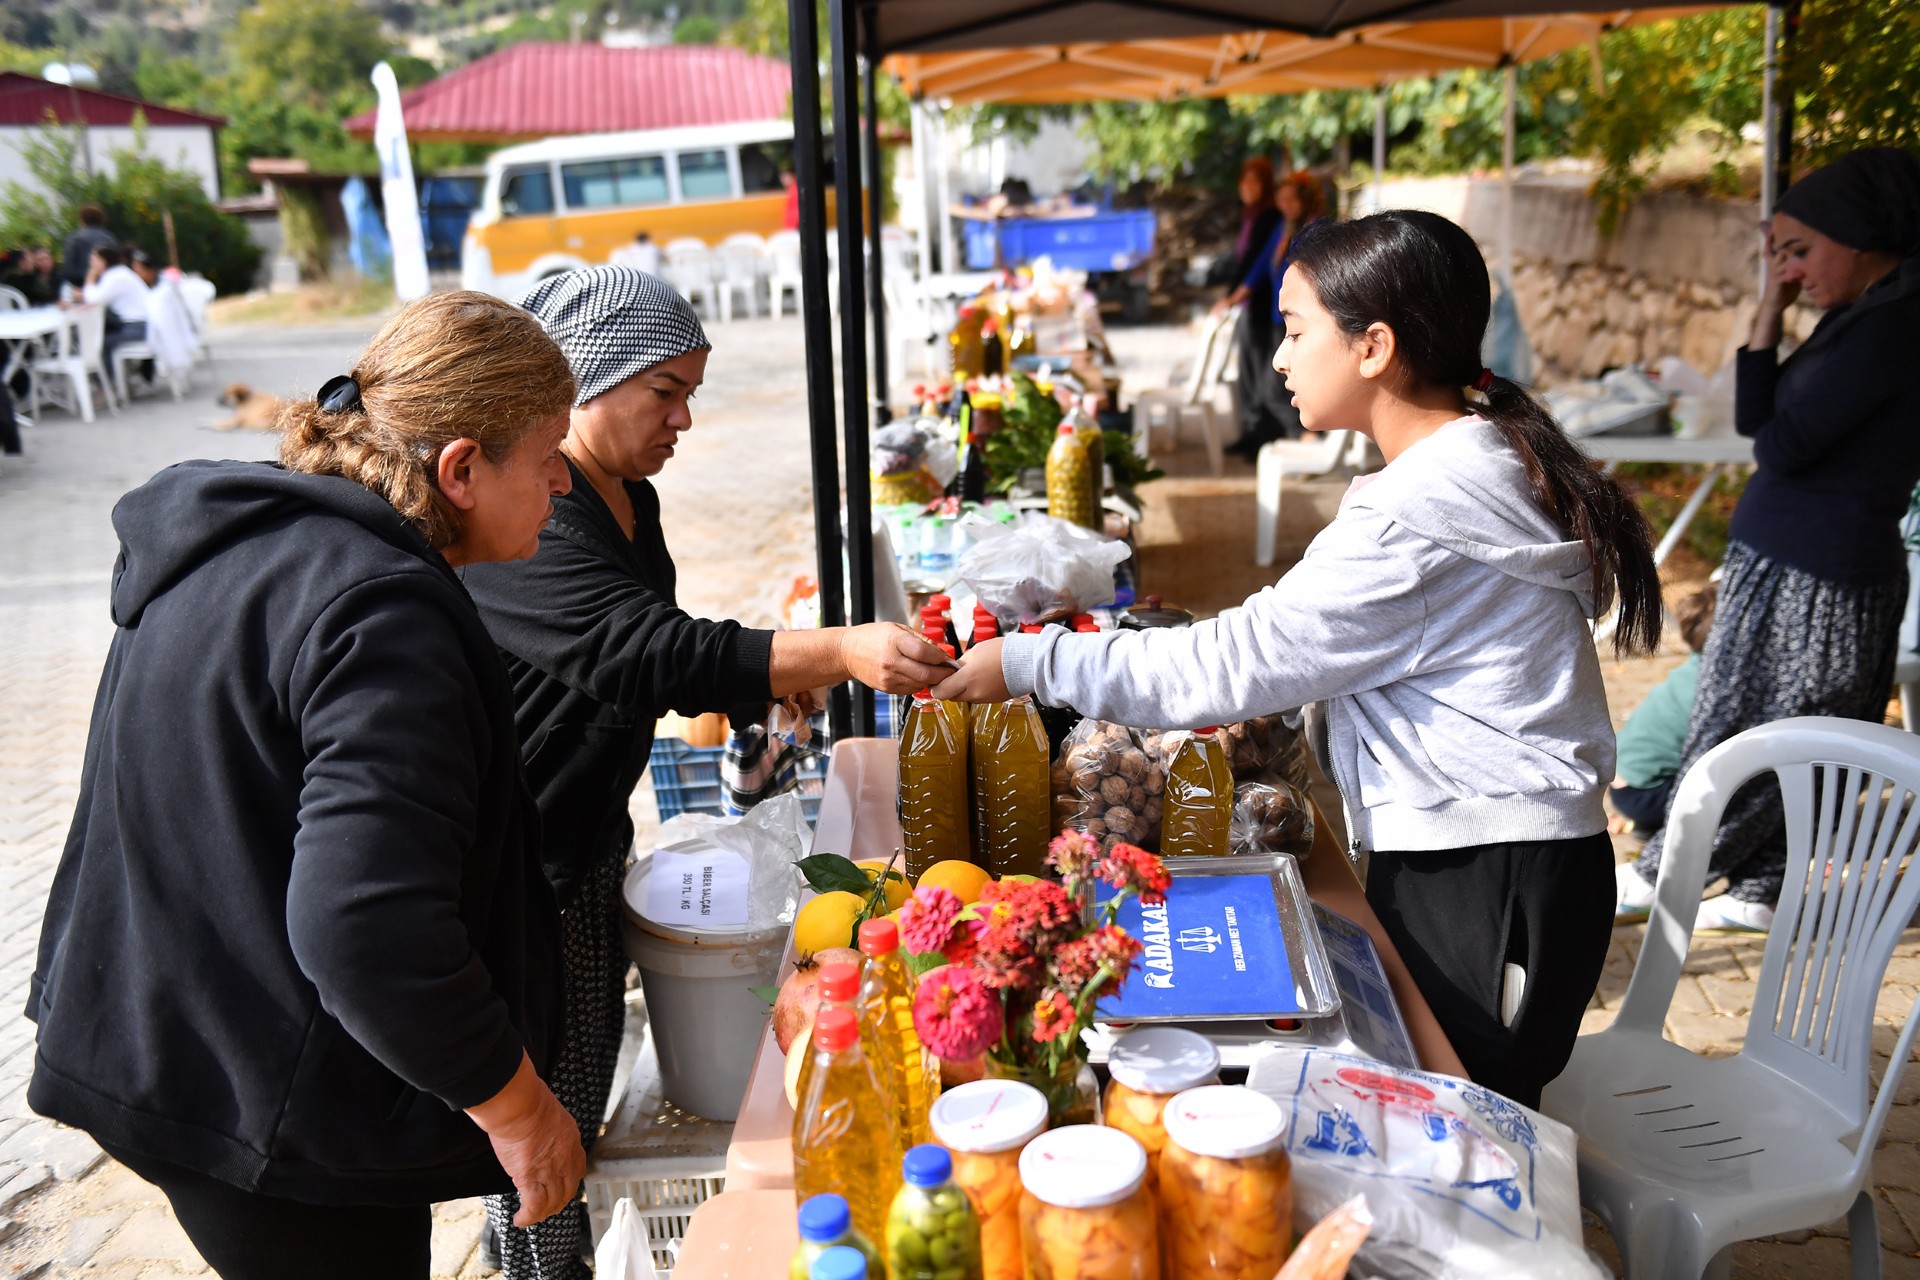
[647,738,727,821]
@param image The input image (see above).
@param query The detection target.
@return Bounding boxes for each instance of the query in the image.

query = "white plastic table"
[1577,434,1756,570]
[0,306,69,388]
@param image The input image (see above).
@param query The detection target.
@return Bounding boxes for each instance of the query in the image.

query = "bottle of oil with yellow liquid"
[899,644,974,878]
[978,696,1052,878]
[793,999,903,1250]
[1160,728,1234,856]
[858,918,939,1151]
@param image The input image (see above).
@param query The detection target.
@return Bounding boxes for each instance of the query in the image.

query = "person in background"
[128,245,161,288]
[610,231,661,275]
[780,169,800,231]
[460,267,949,1279]
[78,244,150,366]
[1608,584,1717,838]
[2,245,57,304]
[27,293,584,1279]
[1211,158,1282,452]
[1617,147,1920,933]
[1224,172,1332,459]
[1222,157,1281,286]
[59,204,117,290]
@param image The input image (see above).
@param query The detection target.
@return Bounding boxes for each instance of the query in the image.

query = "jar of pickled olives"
[887,1144,984,1280]
[930,1080,1049,1280]
[1102,1026,1221,1192]
[1158,1085,1293,1280]
[1017,1125,1160,1280]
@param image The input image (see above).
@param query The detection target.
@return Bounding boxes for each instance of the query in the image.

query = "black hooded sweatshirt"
[25,460,562,1206]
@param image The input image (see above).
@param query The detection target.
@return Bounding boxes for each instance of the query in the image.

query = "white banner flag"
[371,62,430,302]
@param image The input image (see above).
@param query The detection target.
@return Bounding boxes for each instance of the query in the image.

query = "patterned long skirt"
[485,843,630,1280]
[1632,541,1907,904]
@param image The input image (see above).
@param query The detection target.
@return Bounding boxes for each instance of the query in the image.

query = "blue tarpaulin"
[340,176,393,280]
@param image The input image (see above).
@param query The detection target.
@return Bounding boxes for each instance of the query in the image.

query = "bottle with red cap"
[899,646,971,877]
[794,997,901,1248]
[1161,728,1234,857]
[858,918,937,1150]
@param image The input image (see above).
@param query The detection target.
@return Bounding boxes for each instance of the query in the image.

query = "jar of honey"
[930,1080,1049,1280]
[1101,1026,1221,1193]
[1158,1085,1293,1280]
[1017,1125,1160,1280]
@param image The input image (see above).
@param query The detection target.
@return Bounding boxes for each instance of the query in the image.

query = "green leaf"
[796,853,875,896]
[748,985,781,1009]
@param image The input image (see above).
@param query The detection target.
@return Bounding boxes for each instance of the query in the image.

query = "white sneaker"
[1614,863,1656,922]
[1693,894,1774,933]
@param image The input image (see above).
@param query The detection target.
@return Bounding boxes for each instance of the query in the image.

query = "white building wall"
[0,123,221,203]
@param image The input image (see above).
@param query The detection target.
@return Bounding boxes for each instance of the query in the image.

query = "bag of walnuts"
[1229,781,1315,857]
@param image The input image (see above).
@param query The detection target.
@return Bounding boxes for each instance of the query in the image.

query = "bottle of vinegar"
[794,1006,902,1249]
[1160,729,1234,857]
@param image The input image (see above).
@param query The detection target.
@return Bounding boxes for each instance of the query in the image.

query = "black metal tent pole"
[864,21,892,429]
[789,0,854,741]
[830,0,878,735]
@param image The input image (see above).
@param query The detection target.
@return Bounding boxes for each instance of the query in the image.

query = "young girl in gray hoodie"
[938,209,1662,1107]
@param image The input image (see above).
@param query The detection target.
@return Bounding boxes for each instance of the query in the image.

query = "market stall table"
[668,737,1466,1278]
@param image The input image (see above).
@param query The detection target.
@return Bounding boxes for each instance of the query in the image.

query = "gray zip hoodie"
[1002,415,1615,853]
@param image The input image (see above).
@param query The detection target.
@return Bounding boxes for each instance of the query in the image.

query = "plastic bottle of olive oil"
[982,697,1052,878]
[900,659,971,878]
[1160,728,1234,857]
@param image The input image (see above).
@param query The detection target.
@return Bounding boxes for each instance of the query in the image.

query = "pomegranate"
[771,946,862,1053]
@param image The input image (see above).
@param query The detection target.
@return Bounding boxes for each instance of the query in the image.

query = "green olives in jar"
[888,1144,984,1280]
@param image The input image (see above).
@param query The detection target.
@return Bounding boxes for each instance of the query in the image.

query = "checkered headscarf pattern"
[518,266,710,407]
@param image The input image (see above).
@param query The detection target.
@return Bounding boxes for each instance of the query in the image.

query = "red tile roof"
[344,43,792,142]
[0,72,224,128]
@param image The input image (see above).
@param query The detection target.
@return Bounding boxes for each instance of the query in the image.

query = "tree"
[1784,0,1920,167]
[674,14,722,44]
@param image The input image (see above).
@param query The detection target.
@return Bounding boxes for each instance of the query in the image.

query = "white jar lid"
[1106,1026,1221,1095]
[930,1080,1051,1154]
[1162,1085,1287,1160]
[1019,1125,1146,1208]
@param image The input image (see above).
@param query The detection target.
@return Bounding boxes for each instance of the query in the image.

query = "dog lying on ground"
[212,383,284,432]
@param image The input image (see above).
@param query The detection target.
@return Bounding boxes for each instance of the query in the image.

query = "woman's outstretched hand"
[465,1053,586,1227]
[841,622,954,695]
[931,637,1010,703]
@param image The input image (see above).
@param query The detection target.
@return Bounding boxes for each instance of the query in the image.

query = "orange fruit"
[916,859,993,905]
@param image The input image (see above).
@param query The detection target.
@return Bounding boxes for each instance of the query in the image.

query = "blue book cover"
[1094,873,1303,1019]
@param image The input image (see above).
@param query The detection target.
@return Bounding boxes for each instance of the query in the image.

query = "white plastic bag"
[644,793,806,934]
[593,1198,663,1280]
[1247,1046,1605,1280]
[958,513,1131,624]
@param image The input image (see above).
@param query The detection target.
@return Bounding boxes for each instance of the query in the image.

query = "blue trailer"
[961,207,1156,274]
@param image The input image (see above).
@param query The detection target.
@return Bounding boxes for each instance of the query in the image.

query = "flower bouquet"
[904,830,1170,1126]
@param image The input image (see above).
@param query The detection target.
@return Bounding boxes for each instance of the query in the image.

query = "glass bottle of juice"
[888,1144,985,1280]
[810,1246,871,1280]
[1160,728,1234,857]
[900,685,970,879]
[791,1194,884,1280]
[1158,1085,1294,1280]
[793,1006,901,1249]
[858,918,937,1151]
[1072,394,1106,528]
[982,697,1051,878]
[931,1080,1050,1280]
[1017,1126,1160,1280]
[1045,422,1095,528]
[1100,1026,1221,1194]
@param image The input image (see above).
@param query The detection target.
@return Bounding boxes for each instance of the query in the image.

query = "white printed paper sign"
[644,849,750,931]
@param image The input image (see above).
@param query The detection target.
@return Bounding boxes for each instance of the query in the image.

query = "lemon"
[916,860,993,905]
[783,1021,812,1110]
[794,890,866,954]
[856,859,913,912]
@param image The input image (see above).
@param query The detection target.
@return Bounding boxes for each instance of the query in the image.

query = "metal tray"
[1094,853,1341,1023]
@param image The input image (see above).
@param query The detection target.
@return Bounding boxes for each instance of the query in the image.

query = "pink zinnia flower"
[913,965,1004,1060]
[1046,828,1102,882]
[900,885,964,954]
[1029,989,1077,1044]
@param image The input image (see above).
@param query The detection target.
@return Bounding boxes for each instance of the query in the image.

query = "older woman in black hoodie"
[27,293,583,1279]
[461,266,949,1279]
[1619,148,1920,932]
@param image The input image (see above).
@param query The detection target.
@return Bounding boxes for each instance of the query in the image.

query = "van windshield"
[678,149,733,200]
[500,166,555,217]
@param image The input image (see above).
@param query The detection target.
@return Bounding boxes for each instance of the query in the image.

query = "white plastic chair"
[1253,430,1373,567]
[112,280,198,402]
[715,233,768,321]
[662,239,719,320]
[0,285,26,311]
[177,275,215,364]
[767,230,803,318]
[1541,716,1920,1280]
[1130,305,1238,474]
[30,305,118,423]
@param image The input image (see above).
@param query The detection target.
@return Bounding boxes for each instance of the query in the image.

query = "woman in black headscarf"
[1619,147,1920,932]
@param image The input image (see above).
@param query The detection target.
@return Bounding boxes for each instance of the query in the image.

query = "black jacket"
[58,226,117,288]
[26,461,562,1206]
[1729,255,1920,584]
[461,461,773,907]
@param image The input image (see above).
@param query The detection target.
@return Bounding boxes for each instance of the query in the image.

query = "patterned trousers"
[1632,541,1907,903]
[485,844,630,1280]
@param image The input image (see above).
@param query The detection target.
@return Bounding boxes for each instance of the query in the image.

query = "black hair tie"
[317,375,363,414]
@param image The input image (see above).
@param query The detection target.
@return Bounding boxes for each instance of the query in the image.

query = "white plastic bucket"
[621,855,787,1121]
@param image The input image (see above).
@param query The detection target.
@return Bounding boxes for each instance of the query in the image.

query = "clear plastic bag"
[592,1197,663,1280]
[645,793,806,934]
[959,513,1131,624]
[1229,781,1315,857]
[1050,719,1172,849]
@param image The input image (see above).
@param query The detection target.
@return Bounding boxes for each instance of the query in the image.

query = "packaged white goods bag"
[959,512,1130,624]
[1246,1046,1605,1280]
[593,1197,663,1280]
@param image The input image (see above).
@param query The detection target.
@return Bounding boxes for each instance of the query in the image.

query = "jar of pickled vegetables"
[1158,1085,1293,1280]
[1017,1125,1159,1280]
[887,1144,983,1280]
[930,1080,1049,1280]
[791,1194,884,1280]
[1102,1026,1221,1192]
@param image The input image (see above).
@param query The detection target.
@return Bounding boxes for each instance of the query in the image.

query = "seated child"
[1609,584,1717,836]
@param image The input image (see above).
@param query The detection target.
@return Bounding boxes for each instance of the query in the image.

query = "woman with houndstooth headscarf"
[461,266,946,1279]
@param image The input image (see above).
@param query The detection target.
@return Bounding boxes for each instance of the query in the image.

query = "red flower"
[1083,924,1144,989]
[1029,989,1077,1044]
[913,965,1004,1060]
[979,878,1080,938]
[1050,935,1104,992]
[1046,829,1101,882]
[974,919,1049,992]
[1099,842,1171,905]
